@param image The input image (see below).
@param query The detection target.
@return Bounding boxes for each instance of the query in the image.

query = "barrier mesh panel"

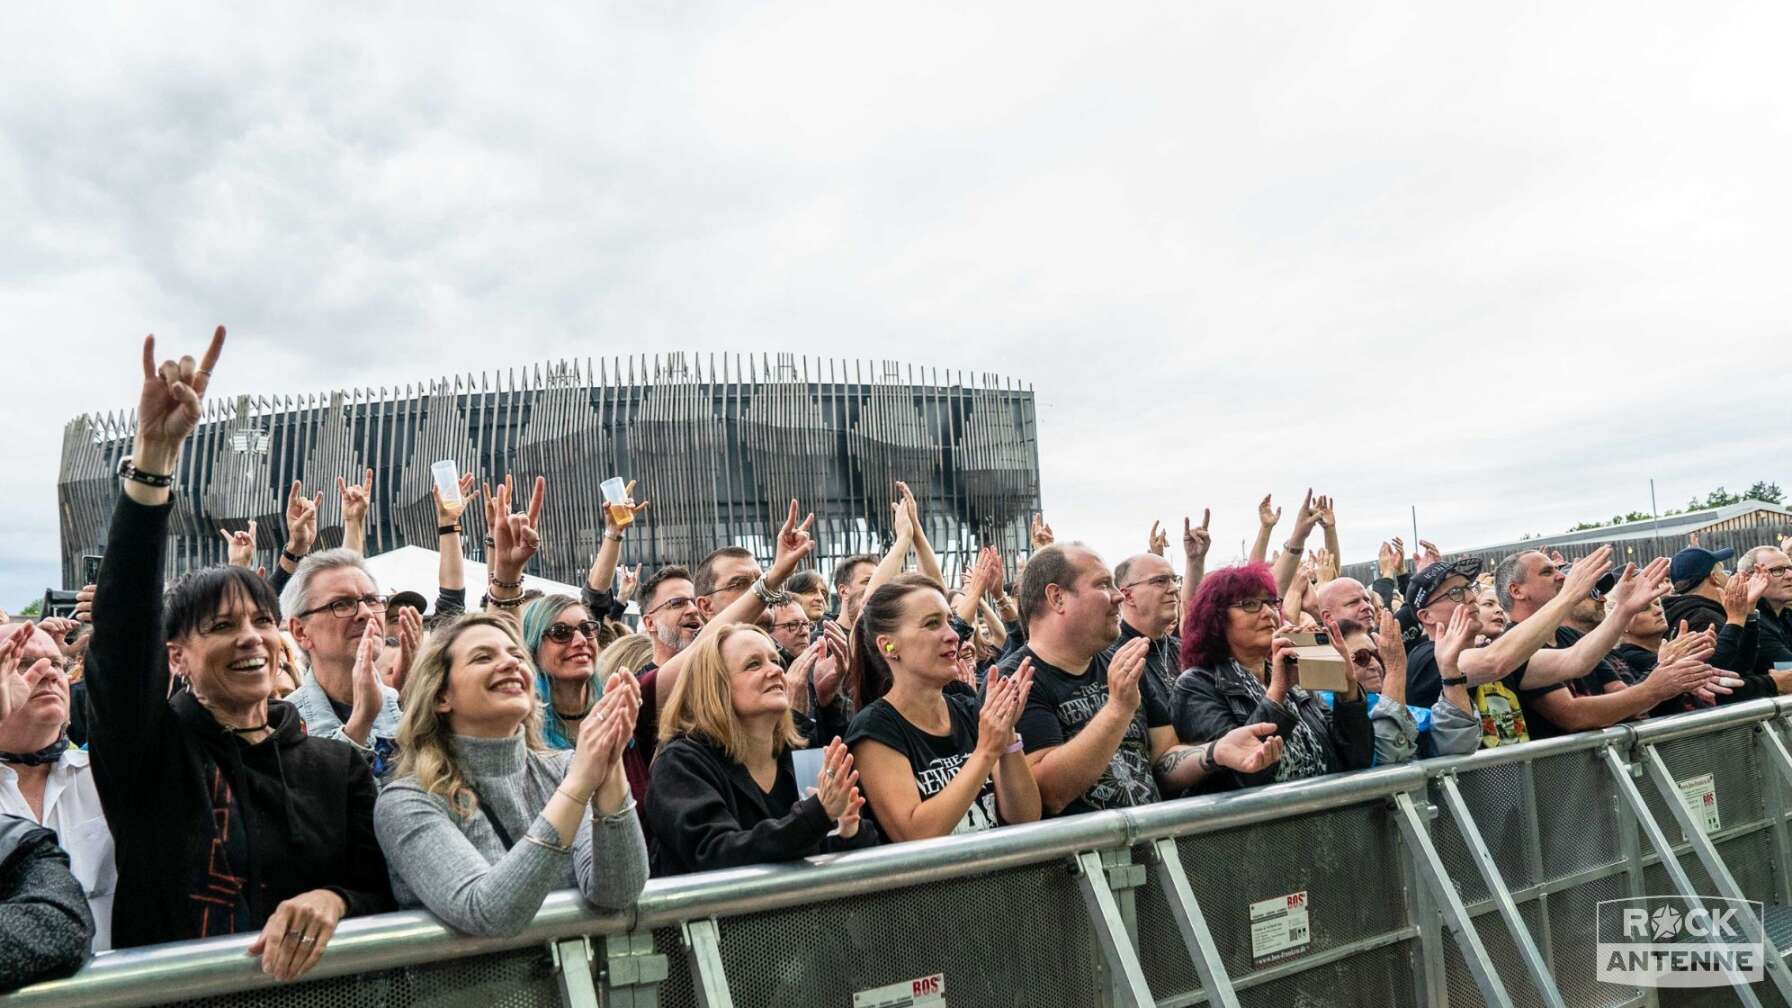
[1430,761,1535,907]
[1547,872,1641,1008]
[1234,939,1420,1008]
[1442,899,1547,1008]
[1173,801,1409,983]
[1131,842,1204,1002]
[156,946,562,1008]
[1642,727,1768,845]
[656,862,1101,1008]
[1534,748,1624,882]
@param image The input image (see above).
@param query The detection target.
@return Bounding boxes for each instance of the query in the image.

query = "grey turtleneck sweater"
[373,734,649,937]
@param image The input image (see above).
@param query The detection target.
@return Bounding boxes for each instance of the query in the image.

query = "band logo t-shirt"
[1001,644,1169,816]
[845,690,999,835]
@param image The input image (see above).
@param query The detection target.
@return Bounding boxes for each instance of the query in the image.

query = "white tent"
[361,546,587,612]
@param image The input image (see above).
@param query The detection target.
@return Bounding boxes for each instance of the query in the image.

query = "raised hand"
[1373,606,1408,692]
[1211,722,1285,774]
[219,520,257,567]
[1030,513,1054,548]
[767,499,817,586]
[1258,494,1281,530]
[387,605,423,692]
[889,495,915,541]
[1434,604,1476,674]
[813,639,845,706]
[349,620,385,724]
[1611,556,1672,616]
[285,481,325,556]
[604,479,649,533]
[895,481,922,530]
[483,475,545,577]
[1722,566,1770,622]
[74,585,96,624]
[1184,510,1212,564]
[1415,539,1444,573]
[568,671,641,802]
[134,327,225,469]
[1558,545,1613,600]
[1287,489,1322,540]
[1314,495,1336,529]
[432,471,479,526]
[617,563,643,604]
[1312,546,1338,583]
[337,468,374,525]
[0,625,43,723]
[1377,541,1400,579]
[1148,521,1168,556]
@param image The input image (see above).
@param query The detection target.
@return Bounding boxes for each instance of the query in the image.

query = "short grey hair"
[1738,546,1786,576]
[279,548,380,623]
[1492,552,1533,611]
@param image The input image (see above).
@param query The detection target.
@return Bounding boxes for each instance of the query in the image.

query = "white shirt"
[0,749,116,950]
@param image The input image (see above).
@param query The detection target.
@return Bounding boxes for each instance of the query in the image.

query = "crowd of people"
[3,326,1792,989]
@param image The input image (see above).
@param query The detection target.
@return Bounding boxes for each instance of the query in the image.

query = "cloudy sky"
[3,2,1788,610]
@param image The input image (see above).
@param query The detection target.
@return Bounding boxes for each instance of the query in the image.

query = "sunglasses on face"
[1349,649,1377,669]
[543,620,601,644]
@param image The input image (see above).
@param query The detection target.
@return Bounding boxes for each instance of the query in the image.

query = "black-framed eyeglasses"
[1229,596,1282,613]
[542,620,601,644]
[1121,574,1183,591]
[647,595,699,616]
[1427,585,1475,606]
[700,575,757,599]
[296,595,389,619]
[771,619,812,635]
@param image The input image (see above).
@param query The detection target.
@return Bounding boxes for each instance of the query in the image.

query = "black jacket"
[88,496,392,948]
[0,816,93,991]
[1171,660,1373,792]
[1662,593,1783,702]
[644,734,879,876]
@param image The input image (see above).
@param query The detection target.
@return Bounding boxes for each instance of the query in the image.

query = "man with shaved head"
[1315,578,1377,630]
[1112,552,1184,695]
[0,622,115,950]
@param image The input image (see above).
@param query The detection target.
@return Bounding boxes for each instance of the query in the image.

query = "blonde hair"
[595,632,654,684]
[658,624,803,761]
[395,612,547,818]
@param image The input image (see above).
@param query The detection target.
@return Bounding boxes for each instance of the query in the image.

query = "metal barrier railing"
[9,697,1792,1008]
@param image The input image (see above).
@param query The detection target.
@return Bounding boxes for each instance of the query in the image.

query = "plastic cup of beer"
[601,476,633,529]
[431,460,462,506]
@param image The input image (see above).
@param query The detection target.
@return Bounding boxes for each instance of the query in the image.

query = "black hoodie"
[1661,592,1780,702]
[88,495,392,948]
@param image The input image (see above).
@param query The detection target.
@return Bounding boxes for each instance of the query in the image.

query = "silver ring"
[298,934,316,945]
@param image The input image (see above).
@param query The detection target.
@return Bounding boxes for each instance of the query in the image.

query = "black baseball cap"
[1558,561,1617,596]
[1407,557,1484,611]
[388,590,429,616]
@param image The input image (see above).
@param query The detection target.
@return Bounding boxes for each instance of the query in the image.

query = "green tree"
[1745,481,1785,504]
[18,598,41,617]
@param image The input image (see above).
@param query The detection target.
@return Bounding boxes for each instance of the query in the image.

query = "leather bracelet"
[1440,675,1468,687]
[1200,743,1220,773]
[488,571,523,590]
[437,524,461,536]
[281,548,306,564]
[117,456,175,488]
[603,531,624,542]
[487,594,528,609]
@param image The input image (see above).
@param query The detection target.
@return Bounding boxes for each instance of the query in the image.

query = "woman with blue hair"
[520,596,603,749]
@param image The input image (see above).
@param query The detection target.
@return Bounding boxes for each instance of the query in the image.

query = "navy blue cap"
[1669,546,1735,586]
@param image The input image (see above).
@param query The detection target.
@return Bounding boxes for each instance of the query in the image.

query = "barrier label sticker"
[853,973,945,1008]
[1249,891,1310,964]
[1676,773,1721,835]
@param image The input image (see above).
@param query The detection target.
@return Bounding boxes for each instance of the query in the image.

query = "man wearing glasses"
[1736,546,1792,673]
[280,550,401,777]
[1111,553,1184,696]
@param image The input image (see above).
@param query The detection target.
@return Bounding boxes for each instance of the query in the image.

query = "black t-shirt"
[1407,640,1442,709]
[1001,644,1169,815]
[844,691,999,835]
[1114,621,1182,698]
[1514,627,1622,740]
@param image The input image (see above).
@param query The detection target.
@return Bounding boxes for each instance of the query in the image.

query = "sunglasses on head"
[542,620,601,643]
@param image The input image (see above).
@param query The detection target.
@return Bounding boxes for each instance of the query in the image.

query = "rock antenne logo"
[1649,905,1682,940]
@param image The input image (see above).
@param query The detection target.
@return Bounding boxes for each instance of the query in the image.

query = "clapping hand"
[1030,513,1054,548]
[812,737,864,836]
[976,659,1036,759]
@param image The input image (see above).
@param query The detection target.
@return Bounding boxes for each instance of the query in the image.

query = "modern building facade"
[58,354,1042,592]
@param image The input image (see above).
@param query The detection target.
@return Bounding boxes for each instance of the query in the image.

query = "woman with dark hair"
[845,575,1040,841]
[646,624,876,875]
[1172,563,1375,790]
[520,595,603,749]
[87,328,392,980]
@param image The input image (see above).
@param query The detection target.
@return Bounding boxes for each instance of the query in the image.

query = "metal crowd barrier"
[11,697,1792,1008]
